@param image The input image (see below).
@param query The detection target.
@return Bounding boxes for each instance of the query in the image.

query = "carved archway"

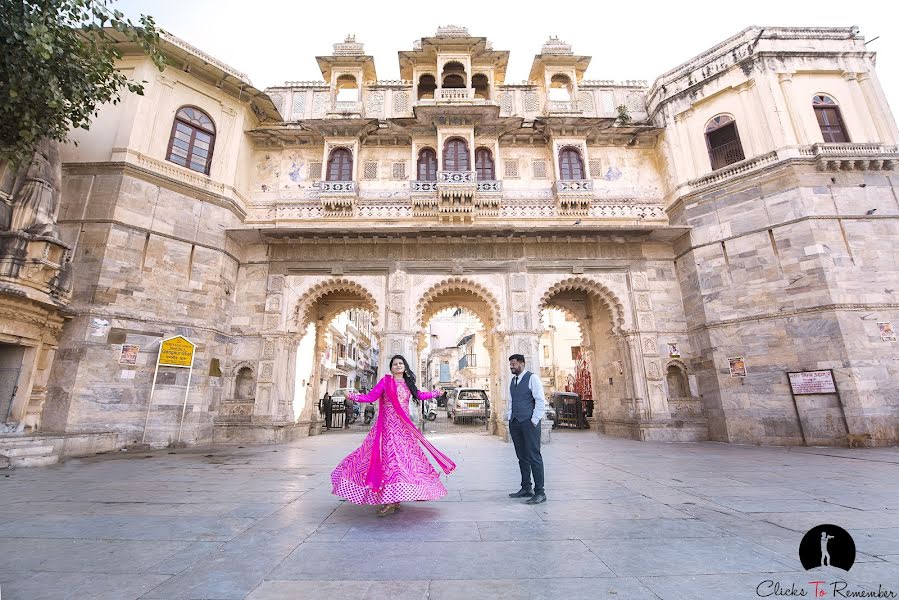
[537,276,631,429]
[415,277,501,331]
[415,277,504,432]
[294,278,381,332]
[537,276,626,332]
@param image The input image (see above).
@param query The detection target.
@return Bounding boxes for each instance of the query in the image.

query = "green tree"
[0,0,166,167]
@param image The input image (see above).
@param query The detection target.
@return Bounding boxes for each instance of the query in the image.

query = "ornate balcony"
[802,142,899,171]
[555,179,594,214]
[411,180,439,217]
[545,100,581,116]
[437,171,477,199]
[326,100,363,118]
[318,180,357,214]
[436,88,475,102]
[475,180,502,215]
[411,180,438,193]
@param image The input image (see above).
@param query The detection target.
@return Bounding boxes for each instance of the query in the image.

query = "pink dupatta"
[349,375,456,492]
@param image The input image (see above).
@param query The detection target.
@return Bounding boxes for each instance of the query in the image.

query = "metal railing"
[458,354,477,370]
[708,140,746,171]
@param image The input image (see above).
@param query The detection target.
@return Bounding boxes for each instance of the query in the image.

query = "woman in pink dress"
[331,355,456,516]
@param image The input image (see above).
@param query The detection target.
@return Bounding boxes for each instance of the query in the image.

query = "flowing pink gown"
[331,376,455,505]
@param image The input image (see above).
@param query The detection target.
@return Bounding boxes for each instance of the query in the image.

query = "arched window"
[417,74,436,100]
[442,61,467,89]
[443,138,470,171]
[166,106,215,175]
[472,73,490,99]
[326,148,353,181]
[558,147,585,180]
[475,147,495,180]
[705,115,745,170]
[549,74,572,101]
[813,95,850,143]
[417,148,437,180]
[335,74,358,102]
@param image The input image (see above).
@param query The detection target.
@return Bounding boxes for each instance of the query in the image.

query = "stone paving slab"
[0,432,897,600]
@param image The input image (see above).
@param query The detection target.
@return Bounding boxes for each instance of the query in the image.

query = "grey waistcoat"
[510,371,535,422]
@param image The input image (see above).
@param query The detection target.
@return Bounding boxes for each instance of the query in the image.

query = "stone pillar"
[763,72,797,147]
[857,72,896,144]
[736,82,761,157]
[777,72,809,146]
[624,334,649,420]
[674,109,703,180]
[842,71,879,142]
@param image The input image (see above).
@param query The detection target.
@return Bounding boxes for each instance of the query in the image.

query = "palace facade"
[2,24,897,461]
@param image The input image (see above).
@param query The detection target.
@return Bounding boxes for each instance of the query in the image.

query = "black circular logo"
[799,524,855,571]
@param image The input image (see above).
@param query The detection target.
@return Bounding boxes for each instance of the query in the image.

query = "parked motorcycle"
[423,400,437,422]
[363,403,375,425]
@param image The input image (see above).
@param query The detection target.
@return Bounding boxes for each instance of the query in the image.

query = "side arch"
[537,276,626,331]
[294,278,382,333]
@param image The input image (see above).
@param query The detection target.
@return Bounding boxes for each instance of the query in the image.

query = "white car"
[447,388,489,424]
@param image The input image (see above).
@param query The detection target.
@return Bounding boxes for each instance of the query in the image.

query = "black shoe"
[525,492,547,505]
[508,488,534,498]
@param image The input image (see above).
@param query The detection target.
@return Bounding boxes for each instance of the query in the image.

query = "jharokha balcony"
[318,180,357,213]
[410,172,503,222]
[554,179,594,215]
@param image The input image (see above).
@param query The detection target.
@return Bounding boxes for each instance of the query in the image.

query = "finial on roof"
[333,35,365,56]
[436,25,470,38]
[542,36,573,55]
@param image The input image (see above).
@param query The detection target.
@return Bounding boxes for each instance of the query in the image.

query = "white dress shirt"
[503,369,547,426]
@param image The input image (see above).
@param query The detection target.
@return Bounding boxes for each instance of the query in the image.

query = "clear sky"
[116,0,899,113]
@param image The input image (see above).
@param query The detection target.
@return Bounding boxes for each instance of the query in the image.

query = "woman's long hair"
[389,354,420,400]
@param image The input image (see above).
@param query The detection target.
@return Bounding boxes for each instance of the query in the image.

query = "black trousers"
[509,418,545,493]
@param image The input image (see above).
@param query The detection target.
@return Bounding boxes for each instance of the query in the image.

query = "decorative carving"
[638,313,654,330]
[290,91,306,119]
[631,272,648,291]
[636,293,651,311]
[391,339,402,354]
[265,295,282,312]
[5,139,62,237]
[367,91,385,116]
[523,91,539,112]
[393,91,409,114]
[259,362,274,382]
[268,275,284,292]
[538,276,626,330]
[312,91,329,115]
[262,340,275,359]
[647,360,662,380]
[578,91,595,115]
[643,337,657,355]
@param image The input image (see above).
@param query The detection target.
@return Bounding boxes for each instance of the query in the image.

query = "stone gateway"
[2,25,897,458]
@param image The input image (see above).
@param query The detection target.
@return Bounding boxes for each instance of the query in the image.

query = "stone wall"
[44,166,244,446]
[671,164,899,445]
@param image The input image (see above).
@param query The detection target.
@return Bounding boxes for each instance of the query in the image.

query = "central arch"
[415,277,504,434]
[537,277,633,436]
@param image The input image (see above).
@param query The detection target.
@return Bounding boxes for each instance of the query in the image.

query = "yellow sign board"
[158,336,195,367]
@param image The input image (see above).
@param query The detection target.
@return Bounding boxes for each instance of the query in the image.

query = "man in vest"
[504,353,547,504]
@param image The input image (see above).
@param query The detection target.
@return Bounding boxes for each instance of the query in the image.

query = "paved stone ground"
[1,431,898,600]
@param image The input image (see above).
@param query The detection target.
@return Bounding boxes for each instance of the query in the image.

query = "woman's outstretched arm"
[415,388,441,401]
[347,377,386,403]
